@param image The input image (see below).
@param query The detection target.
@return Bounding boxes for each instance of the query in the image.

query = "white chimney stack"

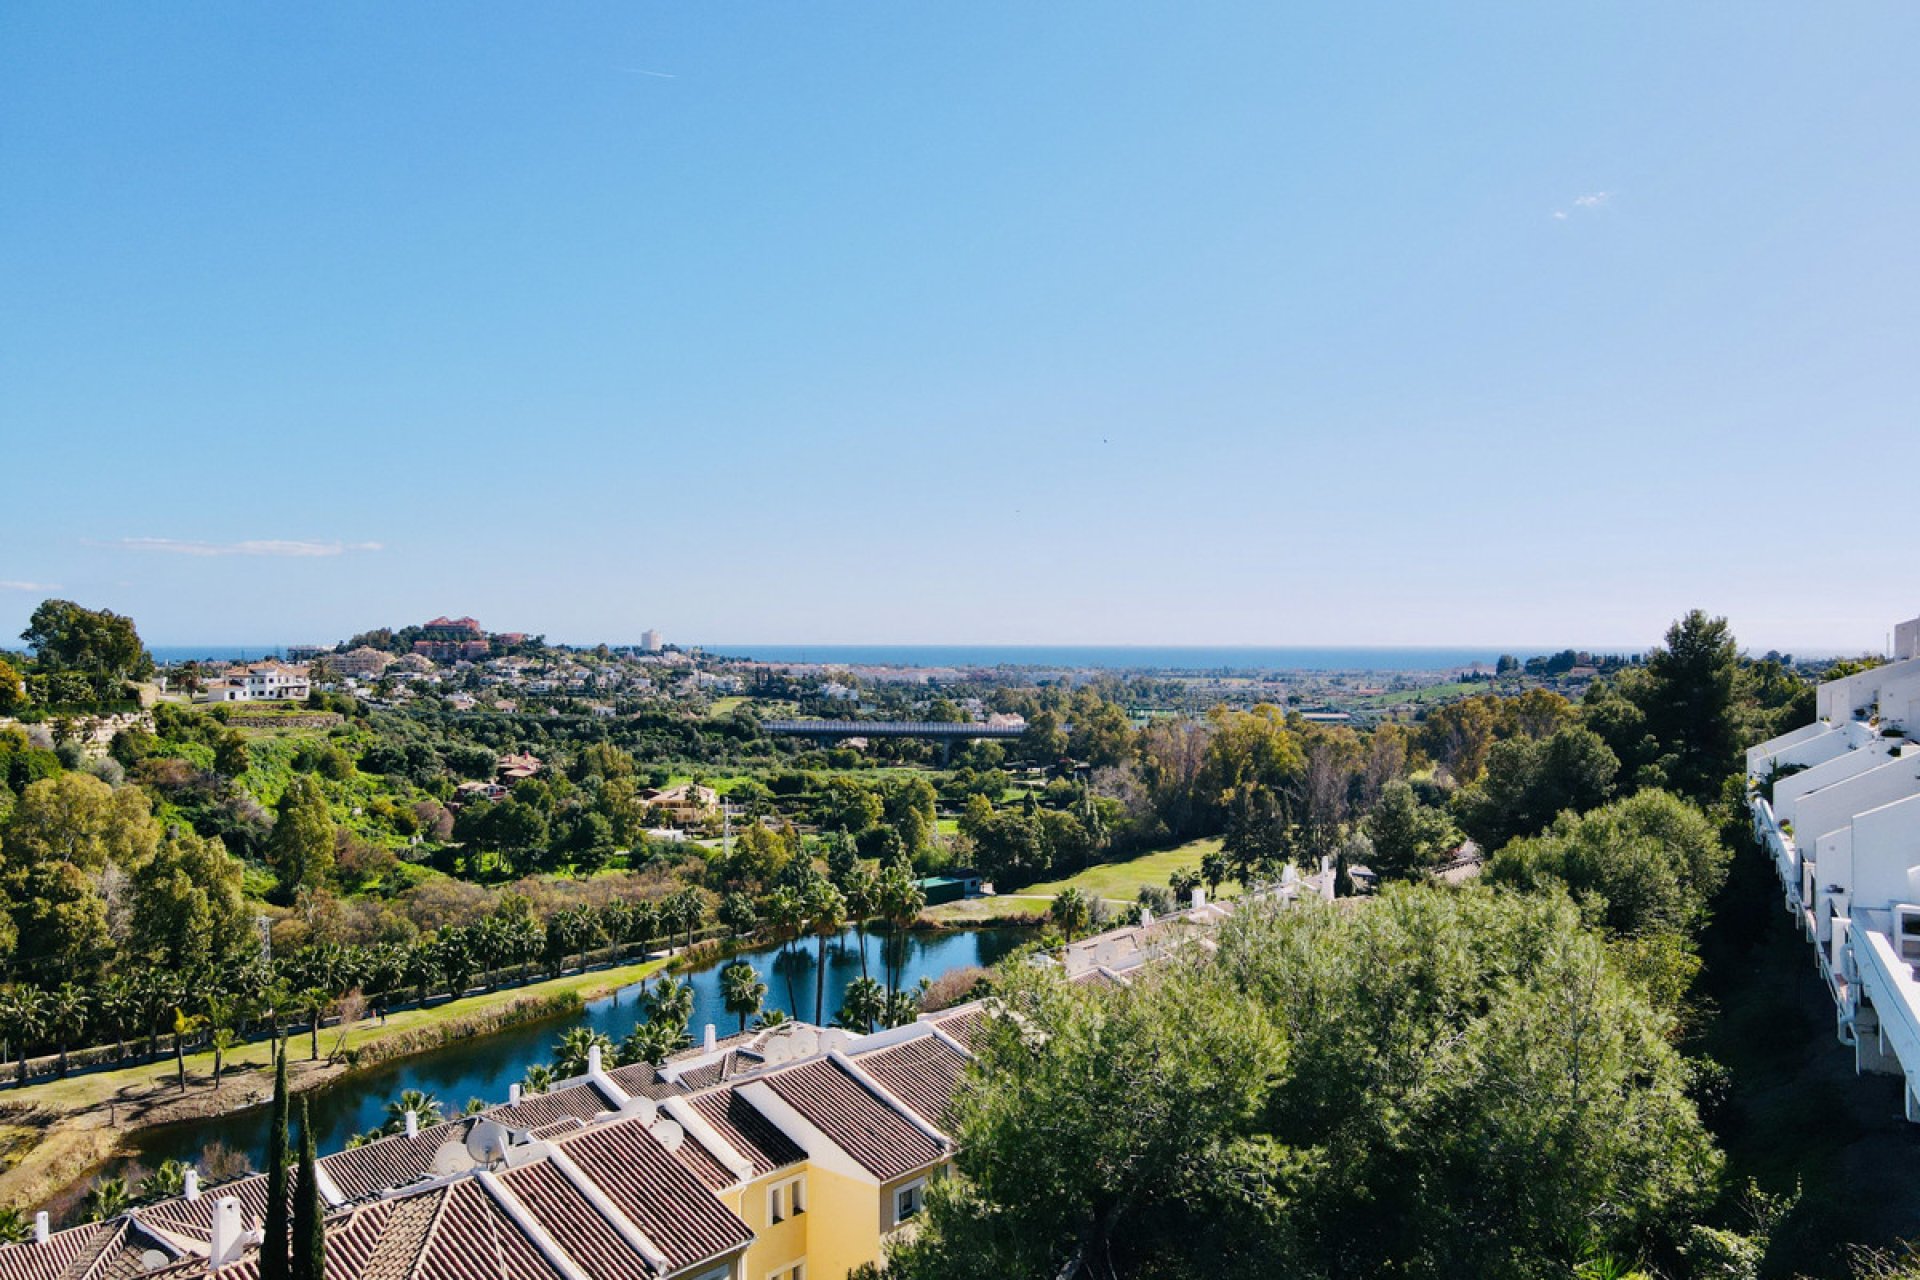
[1190,887,1205,911]
[1139,907,1153,926]
[184,1168,201,1201]
[208,1197,244,1269]
[509,1083,523,1104]
[703,1023,717,1053]
[32,1211,48,1244]
[403,1109,419,1138]
[587,1044,602,1074]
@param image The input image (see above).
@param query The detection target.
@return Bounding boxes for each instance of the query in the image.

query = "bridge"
[762,719,1027,741]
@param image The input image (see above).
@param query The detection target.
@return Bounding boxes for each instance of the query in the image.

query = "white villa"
[1747,612,1920,1119]
[196,662,312,704]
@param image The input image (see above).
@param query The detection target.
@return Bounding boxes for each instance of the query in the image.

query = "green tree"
[261,1048,291,1280]
[1049,887,1093,941]
[805,877,848,1025]
[82,1174,132,1223]
[1485,789,1729,940]
[818,777,884,833]
[45,981,88,1077]
[1364,780,1458,881]
[836,975,888,1034]
[384,1089,443,1132]
[20,599,151,698]
[1636,610,1743,804]
[269,777,336,897]
[128,826,250,973]
[721,961,767,1034]
[291,1099,325,1280]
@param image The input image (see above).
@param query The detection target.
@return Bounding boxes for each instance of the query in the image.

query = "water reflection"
[128,926,1029,1174]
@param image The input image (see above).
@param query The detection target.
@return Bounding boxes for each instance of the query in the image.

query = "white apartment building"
[1747,613,1920,1119]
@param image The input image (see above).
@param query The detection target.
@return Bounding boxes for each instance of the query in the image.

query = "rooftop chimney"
[32,1211,48,1245]
[208,1197,244,1270]
[587,1044,602,1074]
[184,1168,201,1201]
[703,1023,717,1053]
[509,1083,523,1104]
[404,1110,419,1138]
[1190,888,1206,911]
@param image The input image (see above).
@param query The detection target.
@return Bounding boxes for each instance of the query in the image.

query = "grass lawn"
[921,896,1050,925]
[706,696,749,717]
[1022,837,1229,902]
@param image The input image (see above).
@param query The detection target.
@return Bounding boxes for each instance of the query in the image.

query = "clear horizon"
[5,4,1917,652]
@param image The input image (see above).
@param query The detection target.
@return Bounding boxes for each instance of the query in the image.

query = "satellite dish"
[650,1119,683,1153]
[139,1250,171,1272]
[621,1096,658,1126]
[762,1038,790,1064]
[465,1119,510,1166]
[429,1141,472,1176]
[789,1027,818,1058]
[819,1029,851,1054]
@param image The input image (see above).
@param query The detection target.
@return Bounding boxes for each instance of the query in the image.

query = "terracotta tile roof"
[763,1058,945,1181]
[684,1087,804,1178]
[923,1003,992,1054]
[0,1221,122,1280]
[319,1121,460,1201]
[497,1162,653,1280]
[854,1034,969,1131]
[418,1179,566,1280]
[488,1085,611,1130]
[555,1119,754,1271]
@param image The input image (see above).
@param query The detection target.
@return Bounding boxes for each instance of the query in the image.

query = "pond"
[125,925,1030,1175]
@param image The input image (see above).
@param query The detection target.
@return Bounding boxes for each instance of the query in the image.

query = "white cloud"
[1573,192,1609,208]
[1552,210,1568,220]
[0,580,58,592]
[111,538,384,558]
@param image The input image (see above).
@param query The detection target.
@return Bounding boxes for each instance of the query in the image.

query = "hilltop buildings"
[1747,613,1920,1120]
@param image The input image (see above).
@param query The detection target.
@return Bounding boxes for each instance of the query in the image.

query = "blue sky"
[3,3,1916,652]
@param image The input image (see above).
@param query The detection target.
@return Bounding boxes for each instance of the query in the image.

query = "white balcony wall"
[1784,756,1920,856]
[1848,792,1920,909]
[1817,656,1920,724]
[1749,720,1834,776]
[1756,727,1856,781]
[1774,743,1897,816]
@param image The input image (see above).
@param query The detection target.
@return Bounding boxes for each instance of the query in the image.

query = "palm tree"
[878,863,926,997]
[720,962,767,1034]
[551,1027,615,1078]
[47,983,88,1077]
[766,886,807,1018]
[296,989,331,1062]
[139,1159,188,1201]
[621,1018,688,1067]
[645,976,695,1038]
[0,1206,29,1244]
[840,861,881,982]
[521,1063,555,1096]
[209,1027,240,1090]
[0,987,49,1086]
[805,878,847,1026]
[753,1008,791,1030]
[1050,887,1092,942]
[172,1007,208,1092]
[836,976,887,1035]
[384,1089,443,1133]
[83,1174,132,1223]
[671,889,704,951]
[97,975,135,1063]
[1168,865,1202,901]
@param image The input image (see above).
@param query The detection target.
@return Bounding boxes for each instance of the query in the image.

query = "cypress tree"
[260,1048,291,1280]
[290,1098,325,1280]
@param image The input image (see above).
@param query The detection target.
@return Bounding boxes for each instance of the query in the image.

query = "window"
[767,1265,805,1280]
[894,1179,926,1225]
[767,1175,805,1224]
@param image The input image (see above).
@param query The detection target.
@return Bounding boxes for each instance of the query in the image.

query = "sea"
[149,642,1549,672]
[693,644,1515,672]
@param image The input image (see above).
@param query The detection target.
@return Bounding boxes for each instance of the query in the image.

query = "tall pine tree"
[290,1098,325,1280]
[260,1048,291,1280]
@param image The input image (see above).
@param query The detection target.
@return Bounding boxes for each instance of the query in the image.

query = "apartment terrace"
[1746,619,1920,1120]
